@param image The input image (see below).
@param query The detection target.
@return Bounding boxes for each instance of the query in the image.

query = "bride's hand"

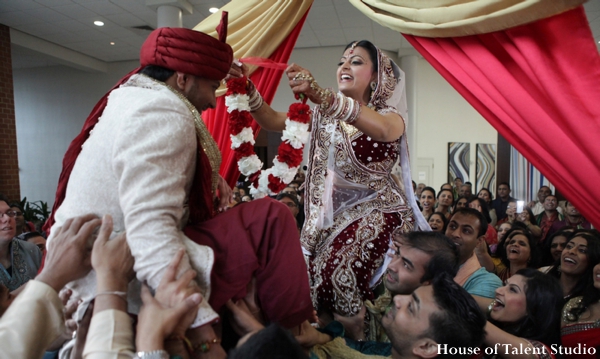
[224,60,248,82]
[286,64,329,105]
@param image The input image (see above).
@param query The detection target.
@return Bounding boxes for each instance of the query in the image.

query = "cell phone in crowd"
[516,201,524,213]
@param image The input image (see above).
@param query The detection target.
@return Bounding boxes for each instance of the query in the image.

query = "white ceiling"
[2,0,600,70]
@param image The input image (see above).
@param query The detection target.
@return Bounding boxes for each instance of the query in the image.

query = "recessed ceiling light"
[94,21,104,26]
[209,7,219,13]
[110,42,115,45]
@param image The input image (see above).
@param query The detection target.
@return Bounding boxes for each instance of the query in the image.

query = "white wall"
[13,61,138,205]
[414,57,497,189]
[12,46,497,206]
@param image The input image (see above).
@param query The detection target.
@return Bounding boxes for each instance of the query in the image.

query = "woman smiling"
[420,187,436,219]
[496,230,540,283]
[436,189,454,219]
[548,230,600,300]
[483,269,563,359]
[427,212,448,233]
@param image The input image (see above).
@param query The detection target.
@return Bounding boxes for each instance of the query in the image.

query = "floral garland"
[225,76,311,198]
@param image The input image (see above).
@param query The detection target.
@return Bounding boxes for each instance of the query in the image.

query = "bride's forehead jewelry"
[349,42,358,54]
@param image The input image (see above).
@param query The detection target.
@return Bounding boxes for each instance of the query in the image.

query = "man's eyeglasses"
[282,202,297,208]
[0,211,19,218]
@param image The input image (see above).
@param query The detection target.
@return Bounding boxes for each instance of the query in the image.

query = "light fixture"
[94,20,104,26]
[110,42,115,45]
[209,7,218,13]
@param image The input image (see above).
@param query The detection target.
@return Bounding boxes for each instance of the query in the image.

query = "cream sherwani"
[0,280,63,359]
[47,74,217,327]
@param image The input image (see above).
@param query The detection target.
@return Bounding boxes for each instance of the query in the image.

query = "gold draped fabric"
[349,0,587,37]
[194,0,313,90]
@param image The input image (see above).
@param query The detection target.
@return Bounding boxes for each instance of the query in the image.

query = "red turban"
[44,23,234,237]
[140,27,233,81]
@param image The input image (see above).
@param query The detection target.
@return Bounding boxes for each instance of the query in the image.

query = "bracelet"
[136,350,169,359]
[246,79,264,112]
[96,291,127,302]
[166,336,221,354]
[309,81,332,110]
[166,335,193,354]
[321,92,361,125]
[194,338,221,353]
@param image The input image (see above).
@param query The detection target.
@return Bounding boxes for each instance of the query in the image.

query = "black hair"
[498,181,511,190]
[519,207,536,224]
[426,273,487,358]
[275,192,299,208]
[437,189,455,207]
[499,229,541,269]
[490,268,563,348]
[450,207,488,238]
[477,187,494,202]
[140,65,175,82]
[454,195,469,208]
[18,231,45,241]
[9,202,23,212]
[541,229,571,266]
[402,230,459,281]
[345,40,378,74]
[228,323,308,359]
[548,230,600,299]
[427,212,449,234]
[544,194,558,202]
[493,224,529,259]
[420,186,436,199]
[440,183,452,190]
[566,254,600,321]
[468,196,492,223]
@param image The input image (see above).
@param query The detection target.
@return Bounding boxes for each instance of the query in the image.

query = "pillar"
[0,25,20,202]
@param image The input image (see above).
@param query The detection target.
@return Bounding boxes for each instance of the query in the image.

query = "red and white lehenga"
[300,47,429,316]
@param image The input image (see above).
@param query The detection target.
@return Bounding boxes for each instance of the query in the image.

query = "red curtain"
[203,12,309,188]
[404,6,600,228]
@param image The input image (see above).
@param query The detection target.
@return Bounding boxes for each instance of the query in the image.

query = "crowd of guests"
[1,177,599,359]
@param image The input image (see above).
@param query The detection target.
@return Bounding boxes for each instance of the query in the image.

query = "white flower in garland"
[238,155,262,176]
[282,119,310,149]
[225,93,250,112]
[272,158,298,184]
[226,76,311,198]
[230,127,255,149]
[250,169,272,198]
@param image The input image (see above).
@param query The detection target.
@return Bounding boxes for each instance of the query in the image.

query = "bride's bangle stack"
[246,79,264,112]
[293,72,361,125]
[320,91,361,125]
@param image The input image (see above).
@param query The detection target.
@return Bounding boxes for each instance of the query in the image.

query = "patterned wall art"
[476,144,496,193]
[448,142,470,184]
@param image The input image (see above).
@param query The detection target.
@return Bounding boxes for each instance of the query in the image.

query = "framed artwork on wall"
[476,144,496,193]
[448,142,470,184]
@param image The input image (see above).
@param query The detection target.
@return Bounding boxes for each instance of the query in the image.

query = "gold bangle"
[194,338,221,353]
